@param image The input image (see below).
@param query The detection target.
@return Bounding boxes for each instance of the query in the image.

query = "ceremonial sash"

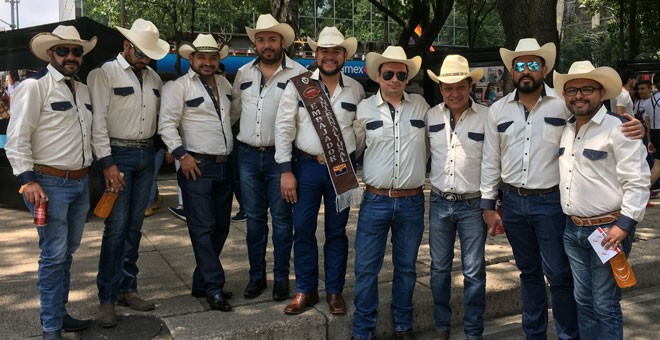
[290,72,362,211]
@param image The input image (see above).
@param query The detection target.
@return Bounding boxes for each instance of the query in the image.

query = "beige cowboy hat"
[553,60,622,100]
[246,14,295,48]
[500,38,556,73]
[427,54,484,84]
[178,34,229,60]
[116,18,170,60]
[307,26,357,58]
[29,25,97,62]
[365,46,421,83]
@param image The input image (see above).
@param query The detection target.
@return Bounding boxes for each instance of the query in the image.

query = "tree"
[455,0,498,48]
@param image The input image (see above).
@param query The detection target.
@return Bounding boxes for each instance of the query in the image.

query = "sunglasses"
[513,61,541,73]
[130,43,149,59]
[564,86,602,97]
[382,71,408,81]
[52,46,84,58]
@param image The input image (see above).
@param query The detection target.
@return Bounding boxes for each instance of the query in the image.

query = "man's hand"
[483,209,503,236]
[22,182,47,206]
[180,154,202,181]
[649,142,656,154]
[165,152,175,164]
[103,165,125,192]
[621,113,645,140]
[280,172,298,204]
[601,225,629,251]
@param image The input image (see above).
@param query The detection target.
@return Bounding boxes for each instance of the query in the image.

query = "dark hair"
[637,80,652,87]
[618,69,635,83]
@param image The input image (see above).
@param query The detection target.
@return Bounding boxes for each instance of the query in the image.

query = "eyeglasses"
[513,61,541,73]
[564,86,603,97]
[130,43,149,59]
[382,71,407,81]
[52,46,84,58]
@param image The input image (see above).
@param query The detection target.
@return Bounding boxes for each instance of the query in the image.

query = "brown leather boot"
[97,303,117,328]
[117,292,155,311]
[283,292,319,315]
[326,293,346,314]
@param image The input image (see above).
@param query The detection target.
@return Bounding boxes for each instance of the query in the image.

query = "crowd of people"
[4,13,656,340]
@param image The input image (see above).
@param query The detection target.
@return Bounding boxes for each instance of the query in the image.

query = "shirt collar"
[567,105,608,125]
[375,89,410,106]
[117,53,131,70]
[46,64,67,82]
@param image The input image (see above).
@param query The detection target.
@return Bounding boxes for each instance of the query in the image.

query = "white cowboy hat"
[365,46,421,83]
[307,26,357,58]
[427,54,484,84]
[553,60,622,100]
[116,18,170,60]
[178,34,230,60]
[246,14,295,48]
[29,25,97,62]
[500,38,556,73]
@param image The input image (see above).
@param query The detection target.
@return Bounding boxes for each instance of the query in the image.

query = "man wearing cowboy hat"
[159,34,235,312]
[230,14,306,301]
[554,61,649,339]
[275,26,365,315]
[426,55,488,340]
[6,25,96,340]
[351,45,428,340]
[87,18,169,327]
[480,38,643,339]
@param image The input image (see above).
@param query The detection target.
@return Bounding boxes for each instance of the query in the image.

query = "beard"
[318,61,343,76]
[259,48,283,65]
[514,75,543,94]
[51,57,80,77]
[569,99,601,117]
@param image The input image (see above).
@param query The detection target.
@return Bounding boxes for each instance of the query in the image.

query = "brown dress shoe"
[283,292,319,315]
[326,293,346,314]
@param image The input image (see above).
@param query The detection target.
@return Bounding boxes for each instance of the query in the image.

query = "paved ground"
[1,178,660,339]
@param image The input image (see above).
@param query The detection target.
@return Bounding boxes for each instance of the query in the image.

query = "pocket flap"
[558,147,565,156]
[341,102,357,112]
[185,97,204,107]
[429,123,445,132]
[153,88,160,97]
[583,149,607,160]
[468,132,485,141]
[277,82,287,89]
[366,121,383,130]
[410,119,425,128]
[113,86,134,96]
[544,117,566,126]
[51,101,73,111]
[497,121,514,132]
[298,100,305,108]
[240,81,253,90]
[85,103,93,112]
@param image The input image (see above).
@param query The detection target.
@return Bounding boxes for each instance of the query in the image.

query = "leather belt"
[188,151,228,163]
[34,164,88,180]
[298,150,325,164]
[431,186,481,202]
[503,183,559,196]
[365,185,423,198]
[109,138,154,149]
[570,211,621,227]
[238,141,275,153]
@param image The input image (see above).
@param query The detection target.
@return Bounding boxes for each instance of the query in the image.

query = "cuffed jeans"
[24,173,89,332]
[501,188,579,340]
[352,191,425,340]
[292,157,349,294]
[97,146,154,304]
[563,219,632,340]
[179,159,233,296]
[239,145,293,281]
[429,194,486,340]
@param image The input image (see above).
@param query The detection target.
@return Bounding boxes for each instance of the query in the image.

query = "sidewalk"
[1,178,660,339]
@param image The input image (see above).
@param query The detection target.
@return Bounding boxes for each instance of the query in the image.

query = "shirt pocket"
[152,88,160,98]
[50,101,73,111]
[113,86,135,96]
[543,117,566,145]
[341,102,357,112]
[365,120,384,146]
[410,119,426,142]
[85,103,94,113]
[185,97,205,108]
[240,81,253,90]
[581,148,608,178]
[467,131,485,154]
[277,82,287,90]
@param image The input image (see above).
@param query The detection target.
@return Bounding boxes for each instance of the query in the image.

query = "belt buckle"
[515,187,525,196]
[215,155,226,162]
[257,146,267,152]
[443,192,458,202]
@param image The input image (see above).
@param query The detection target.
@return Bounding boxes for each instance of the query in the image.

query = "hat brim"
[426,68,484,85]
[246,23,295,48]
[553,67,622,101]
[500,42,556,74]
[307,37,358,59]
[29,32,97,62]
[116,26,170,60]
[365,53,422,83]
[179,43,229,61]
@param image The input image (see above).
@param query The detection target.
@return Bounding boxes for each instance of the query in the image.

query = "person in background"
[614,69,635,116]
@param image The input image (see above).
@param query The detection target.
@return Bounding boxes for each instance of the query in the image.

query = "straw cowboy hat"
[178,34,229,60]
[553,60,622,100]
[500,38,556,73]
[29,25,97,62]
[116,18,170,60]
[365,46,421,83]
[427,54,484,84]
[307,26,357,58]
[246,14,295,48]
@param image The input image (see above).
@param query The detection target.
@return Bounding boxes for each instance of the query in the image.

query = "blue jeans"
[179,160,233,296]
[429,194,486,339]
[352,191,425,340]
[24,173,89,332]
[501,188,579,340]
[97,146,155,303]
[147,148,165,207]
[563,219,632,340]
[239,145,293,281]
[292,157,349,294]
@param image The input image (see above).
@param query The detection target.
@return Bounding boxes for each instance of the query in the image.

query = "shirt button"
[526,138,529,140]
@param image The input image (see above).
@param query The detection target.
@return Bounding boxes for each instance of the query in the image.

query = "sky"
[0,0,59,30]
